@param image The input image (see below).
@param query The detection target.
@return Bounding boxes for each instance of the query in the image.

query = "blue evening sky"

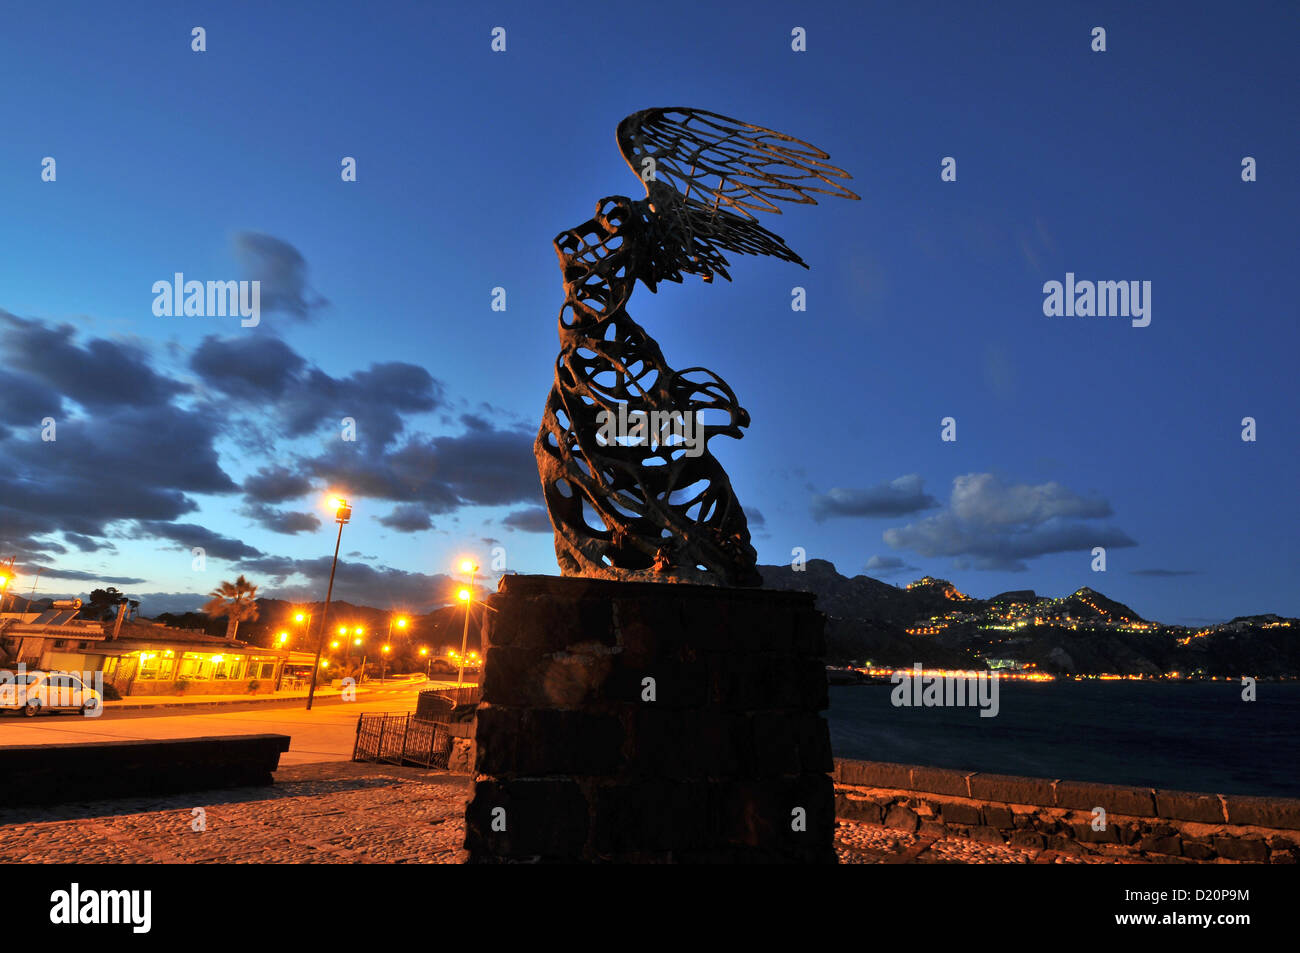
[1,0,1296,624]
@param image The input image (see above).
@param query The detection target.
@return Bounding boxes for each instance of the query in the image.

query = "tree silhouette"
[201,575,260,641]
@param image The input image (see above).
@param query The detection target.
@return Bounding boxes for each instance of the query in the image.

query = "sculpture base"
[463,574,835,863]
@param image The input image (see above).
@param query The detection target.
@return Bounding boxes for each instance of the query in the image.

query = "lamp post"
[420,646,430,679]
[307,497,351,711]
[274,631,289,690]
[456,558,478,687]
[381,644,391,682]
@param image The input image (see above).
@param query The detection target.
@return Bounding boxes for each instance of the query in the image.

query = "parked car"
[0,670,103,716]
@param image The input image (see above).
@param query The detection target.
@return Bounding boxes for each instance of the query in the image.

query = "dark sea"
[826,681,1300,797]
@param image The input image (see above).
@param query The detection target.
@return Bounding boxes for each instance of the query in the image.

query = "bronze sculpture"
[536,108,857,587]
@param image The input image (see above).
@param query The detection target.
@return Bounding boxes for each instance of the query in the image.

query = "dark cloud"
[237,555,464,611]
[0,310,186,410]
[133,521,264,560]
[502,507,552,533]
[242,503,321,535]
[190,334,306,399]
[242,465,314,504]
[883,473,1135,572]
[1130,569,1199,577]
[30,568,147,584]
[0,401,238,557]
[303,421,539,511]
[232,232,328,320]
[746,507,766,528]
[377,504,434,532]
[811,475,939,521]
[865,554,919,577]
[192,335,443,450]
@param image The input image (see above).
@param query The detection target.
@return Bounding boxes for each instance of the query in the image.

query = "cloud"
[1130,569,1199,577]
[865,554,919,577]
[238,555,464,611]
[502,507,551,533]
[883,473,1136,572]
[190,334,307,400]
[191,334,443,450]
[0,310,187,410]
[377,504,434,533]
[811,475,939,521]
[133,521,264,560]
[242,503,321,535]
[746,507,766,528]
[232,231,328,320]
[242,465,315,504]
[0,399,238,559]
[302,420,539,511]
[27,568,147,585]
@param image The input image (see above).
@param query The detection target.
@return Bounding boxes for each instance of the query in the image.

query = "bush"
[174,678,191,694]
[100,684,122,701]
[247,679,261,693]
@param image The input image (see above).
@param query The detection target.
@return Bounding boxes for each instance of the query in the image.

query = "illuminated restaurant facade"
[0,609,289,696]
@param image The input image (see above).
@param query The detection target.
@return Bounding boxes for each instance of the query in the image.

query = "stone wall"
[464,575,835,863]
[834,758,1300,863]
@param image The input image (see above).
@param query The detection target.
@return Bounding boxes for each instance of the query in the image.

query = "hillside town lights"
[307,496,352,710]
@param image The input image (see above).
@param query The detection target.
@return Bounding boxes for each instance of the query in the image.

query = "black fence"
[353,685,479,769]
[353,712,454,768]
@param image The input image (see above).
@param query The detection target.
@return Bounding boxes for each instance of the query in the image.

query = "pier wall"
[834,758,1300,863]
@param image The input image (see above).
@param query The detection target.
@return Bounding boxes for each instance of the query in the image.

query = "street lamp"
[419,646,430,679]
[456,558,478,687]
[307,496,352,710]
[274,630,289,689]
[381,644,391,682]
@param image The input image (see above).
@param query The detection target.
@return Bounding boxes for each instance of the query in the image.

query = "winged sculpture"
[535,108,858,587]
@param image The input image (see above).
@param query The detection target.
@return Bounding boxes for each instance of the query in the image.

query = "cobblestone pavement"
[833,819,1151,864]
[0,763,1151,863]
[0,761,471,864]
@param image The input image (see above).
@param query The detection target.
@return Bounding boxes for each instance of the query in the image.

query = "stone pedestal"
[463,575,835,863]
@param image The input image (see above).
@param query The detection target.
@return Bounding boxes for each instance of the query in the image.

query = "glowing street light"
[456,558,478,686]
[308,495,353,711]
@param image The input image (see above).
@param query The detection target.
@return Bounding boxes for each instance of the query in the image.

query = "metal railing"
[353,711,454,769]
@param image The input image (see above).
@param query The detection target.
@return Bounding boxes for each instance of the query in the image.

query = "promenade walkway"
[0,760,1145,864]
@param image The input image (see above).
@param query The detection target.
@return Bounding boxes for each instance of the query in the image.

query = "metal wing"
[616,107,859,277]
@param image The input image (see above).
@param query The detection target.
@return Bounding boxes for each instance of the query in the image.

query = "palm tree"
[202,575,260,641]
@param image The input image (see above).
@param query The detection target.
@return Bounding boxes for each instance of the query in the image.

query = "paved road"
[0,686,424,765]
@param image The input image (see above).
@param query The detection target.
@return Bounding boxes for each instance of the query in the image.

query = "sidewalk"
[103,684,375,711]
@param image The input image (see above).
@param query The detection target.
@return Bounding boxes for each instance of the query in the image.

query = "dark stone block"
[470,576,832,863]
[1155,790,1226,824]
[590,780,708,854]
[909,765,973,798]
[940,802,983,826]
[0,735,289,807]
[1055,780,1156,817]
[983,806,1015,829]
[968,772,1056,806]
[1222,795,1300,830]
[835,793,881,823]
[476,707,625,777]
[836,759,912,790]
[1213,837,1268,862]
[751,711,801,776]
[464,779,590,860]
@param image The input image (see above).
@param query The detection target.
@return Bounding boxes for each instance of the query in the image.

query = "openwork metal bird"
[536,108,858,587]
